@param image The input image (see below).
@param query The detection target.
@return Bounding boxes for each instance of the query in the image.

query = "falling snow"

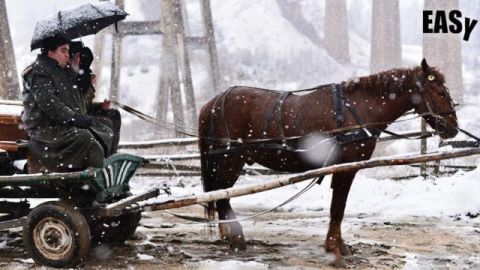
[0,0,479,269]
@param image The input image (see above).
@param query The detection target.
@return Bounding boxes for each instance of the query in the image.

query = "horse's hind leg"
[217,198,246,251]
[325,171,357,267]
[208,154,246,250]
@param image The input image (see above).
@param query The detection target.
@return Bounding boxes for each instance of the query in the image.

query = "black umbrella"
[30,2,128,50]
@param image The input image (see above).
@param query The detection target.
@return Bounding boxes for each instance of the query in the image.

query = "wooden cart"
[0,150,159,268]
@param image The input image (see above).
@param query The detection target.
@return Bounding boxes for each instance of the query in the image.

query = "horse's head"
[412,59,458,139]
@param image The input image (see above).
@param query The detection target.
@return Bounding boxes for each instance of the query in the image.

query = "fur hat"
[41,34,70,53]
[69,41,83,58]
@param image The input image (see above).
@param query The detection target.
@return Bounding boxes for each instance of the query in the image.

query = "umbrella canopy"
[30,2,128,50]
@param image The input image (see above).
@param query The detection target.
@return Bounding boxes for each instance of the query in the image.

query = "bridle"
[414,73,455,130]
[414,73,480,142]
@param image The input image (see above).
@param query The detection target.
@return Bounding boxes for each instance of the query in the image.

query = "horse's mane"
[343,66,446,96]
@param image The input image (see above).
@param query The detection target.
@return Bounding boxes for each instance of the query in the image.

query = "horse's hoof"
[229,235,247,251]
[331,257,347,268]
[340,242,352,256]
[219,223,231,240]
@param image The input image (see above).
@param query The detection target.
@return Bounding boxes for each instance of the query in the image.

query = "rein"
[111,100,198,137]
[113,72,480,151]
[113,100,440,143]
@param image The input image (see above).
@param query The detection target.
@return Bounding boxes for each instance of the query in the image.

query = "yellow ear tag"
[428,75,435,81]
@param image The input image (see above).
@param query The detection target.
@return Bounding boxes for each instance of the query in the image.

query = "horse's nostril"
[439,128,458,139]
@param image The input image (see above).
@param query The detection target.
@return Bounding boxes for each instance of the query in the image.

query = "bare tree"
[157,0,186,137]
[324,0,350,63]
[0,0,19,100]
[423,0,463,103]
[370,0,402,73]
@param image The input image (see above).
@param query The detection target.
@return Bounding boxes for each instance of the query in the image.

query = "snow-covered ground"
[131,165,480,222]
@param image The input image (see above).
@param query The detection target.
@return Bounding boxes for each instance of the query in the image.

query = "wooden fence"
[120,128,478,178]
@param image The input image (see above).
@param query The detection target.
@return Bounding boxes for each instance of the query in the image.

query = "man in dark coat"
[69,41,121,154]
[21,34,113,172]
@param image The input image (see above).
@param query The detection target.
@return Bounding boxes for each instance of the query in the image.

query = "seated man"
[21,34,113,172]
[69,41,121,154]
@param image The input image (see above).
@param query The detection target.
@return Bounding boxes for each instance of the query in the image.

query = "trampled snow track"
[1,205,479,269]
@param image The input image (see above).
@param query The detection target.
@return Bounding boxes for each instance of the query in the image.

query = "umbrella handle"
[57,12,63,30]
[114,11,119,33]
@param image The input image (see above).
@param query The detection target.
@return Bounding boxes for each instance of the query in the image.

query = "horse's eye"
[438,91,446,97]
[428,75,435,81]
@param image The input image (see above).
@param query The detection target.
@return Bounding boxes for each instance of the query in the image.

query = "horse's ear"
[421,58,430,73]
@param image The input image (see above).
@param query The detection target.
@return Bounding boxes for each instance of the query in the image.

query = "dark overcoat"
[21,54,113,171]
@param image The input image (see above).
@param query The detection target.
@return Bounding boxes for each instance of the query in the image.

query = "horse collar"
[331,83,345,128]
[331,83,381,144]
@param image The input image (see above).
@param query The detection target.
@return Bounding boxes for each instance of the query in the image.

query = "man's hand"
[101,99,110,111]
[70,114,92,129]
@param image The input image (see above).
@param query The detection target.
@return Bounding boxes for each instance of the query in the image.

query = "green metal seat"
[0,153,146,204]
[93,153,146,202]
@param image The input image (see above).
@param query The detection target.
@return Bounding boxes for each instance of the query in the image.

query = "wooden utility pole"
[370,0,402,73]
[324,0,350,63]
[201,0,221,94]
[154,0,199,135]
[159,0,185,137]
[0,0,19,100]
[91,0,108,99]
[101,0,220,138]
[423,0,463,103]
[422,0,464,174]
[109,0,125,102]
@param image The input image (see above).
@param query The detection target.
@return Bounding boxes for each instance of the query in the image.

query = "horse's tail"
[200,142,216,222]
[198,99,217,223]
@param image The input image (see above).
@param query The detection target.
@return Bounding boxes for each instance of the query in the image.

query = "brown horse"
[198,59,458,266]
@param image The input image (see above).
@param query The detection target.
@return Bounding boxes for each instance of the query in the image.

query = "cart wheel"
[91,211,141,245]
[23,202,91,268]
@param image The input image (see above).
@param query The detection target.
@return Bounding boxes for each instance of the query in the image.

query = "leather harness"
[208,84,381,156]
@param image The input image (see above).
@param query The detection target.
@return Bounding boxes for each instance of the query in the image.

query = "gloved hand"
[70,114,92,129]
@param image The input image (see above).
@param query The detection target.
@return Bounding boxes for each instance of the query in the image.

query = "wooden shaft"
[145,147,480,211]
[0,169,96,184]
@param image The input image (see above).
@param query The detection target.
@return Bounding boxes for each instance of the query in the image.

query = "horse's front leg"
[325,171,357,267]
[210,154,247,251]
